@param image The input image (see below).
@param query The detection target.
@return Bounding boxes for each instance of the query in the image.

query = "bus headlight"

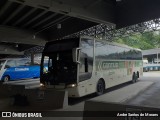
[66,84,77,88]
[40,83,45,87]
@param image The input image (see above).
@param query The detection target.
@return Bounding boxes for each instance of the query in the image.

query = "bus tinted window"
[79,38,94,81]
[44,39,79,53]
[5,60,16,68]
[95,40,142,60]
[0,60,5,70]
[16,59,30,66]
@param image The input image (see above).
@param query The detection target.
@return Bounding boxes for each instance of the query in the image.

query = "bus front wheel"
[3,76,10,82]
[96,79,105,96]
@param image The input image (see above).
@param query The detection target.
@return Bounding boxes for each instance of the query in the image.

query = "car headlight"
[66,84,77,88]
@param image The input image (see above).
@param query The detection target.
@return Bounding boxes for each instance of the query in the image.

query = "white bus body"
[40,36,143,97]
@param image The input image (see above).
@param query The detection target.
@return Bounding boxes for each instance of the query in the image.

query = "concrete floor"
[46,72,160,120]
[3,78,40,89]
[1,71,160,120]
[126,71,160,108]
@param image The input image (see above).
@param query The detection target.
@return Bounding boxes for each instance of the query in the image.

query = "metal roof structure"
[0,0,100,55]
[142,48,160,56]
[1,0,160,57]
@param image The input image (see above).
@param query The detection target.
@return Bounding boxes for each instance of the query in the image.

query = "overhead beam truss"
[64,18,160,41]
[25,18,160,54]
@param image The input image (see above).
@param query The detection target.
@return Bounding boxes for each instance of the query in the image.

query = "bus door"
[41,52,78,86]
[78,38,94,95]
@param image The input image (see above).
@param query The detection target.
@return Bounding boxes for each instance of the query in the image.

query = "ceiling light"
[57,24,61,29]
[33,35,36,39]
[4,48,7,52]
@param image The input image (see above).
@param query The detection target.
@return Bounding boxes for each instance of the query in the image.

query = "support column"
[31,53,34,65]
[157,52,158,64]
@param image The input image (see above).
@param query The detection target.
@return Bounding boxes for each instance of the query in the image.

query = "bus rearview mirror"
[72,48,80,64]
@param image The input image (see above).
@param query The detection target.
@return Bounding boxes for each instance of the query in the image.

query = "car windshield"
[0,60,5,70]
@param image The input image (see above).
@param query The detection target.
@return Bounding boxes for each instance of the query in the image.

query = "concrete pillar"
[157,52,159,64]
[31,53,34,65]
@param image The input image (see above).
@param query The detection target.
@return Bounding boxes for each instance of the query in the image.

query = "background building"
[142,48,160,71]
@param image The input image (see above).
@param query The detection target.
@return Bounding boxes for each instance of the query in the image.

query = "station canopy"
[1,0,160,57]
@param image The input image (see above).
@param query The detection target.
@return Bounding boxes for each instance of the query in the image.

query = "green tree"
[115,31,160,50]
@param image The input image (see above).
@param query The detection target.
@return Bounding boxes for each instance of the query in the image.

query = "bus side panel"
[95,39,143,90]
[133,60,143,78]
[95,60,122,88]
[14,66,30,80]
[68,79,96,97]
[28,65,40,78]
[2,67,19,80]
[12,65,40,80]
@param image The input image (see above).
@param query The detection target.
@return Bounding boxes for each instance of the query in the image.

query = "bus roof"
[80,36,141,51]
[0,58,29,61]
[44,36,141,52]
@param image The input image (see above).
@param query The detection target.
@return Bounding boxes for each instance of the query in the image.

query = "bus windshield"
[41,50,77,85]
[0,60,5,70]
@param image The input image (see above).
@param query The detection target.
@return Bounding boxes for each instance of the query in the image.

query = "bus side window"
[79,38,93,81]
[16,59,30,66]
[84,58,88,72]
[48,58,53,72]
[33,61,40,66]
[5,60,16,68]
[5,65,10,69]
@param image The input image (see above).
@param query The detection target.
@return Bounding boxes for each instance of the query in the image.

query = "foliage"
[114,31,160,50]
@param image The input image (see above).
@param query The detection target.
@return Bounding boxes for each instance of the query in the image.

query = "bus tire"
[3,75,10,82]
[96,79,105,96]
[132,72,137,83]
[137,71,139,78]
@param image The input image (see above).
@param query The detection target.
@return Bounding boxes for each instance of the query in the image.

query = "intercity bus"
[0,58,40,82]
[40,36,143,97]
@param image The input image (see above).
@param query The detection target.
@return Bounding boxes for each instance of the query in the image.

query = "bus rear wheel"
[96,79,105,96]
[3,76,10,82]
[137,71,139,78]
[132,73,137,83]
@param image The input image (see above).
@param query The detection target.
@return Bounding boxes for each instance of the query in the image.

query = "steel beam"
[12,8,37,26]
[9,0,115,25]
[0,45,24,55]
[0,1,12,17]
[31,13,58,28]
[21,10,48,28]
[2,5,25,24]
[0,25,46,46]
[37,15,69,33]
